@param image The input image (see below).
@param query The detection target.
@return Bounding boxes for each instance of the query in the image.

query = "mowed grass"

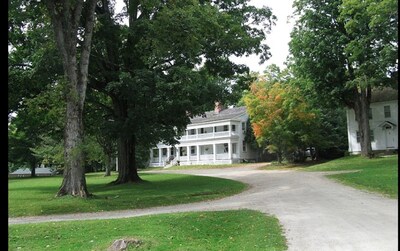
[145,162,259,171]
[304,155,398,198]
[8,172,247,217]
[9,210,287,251]
[258,161,321,171]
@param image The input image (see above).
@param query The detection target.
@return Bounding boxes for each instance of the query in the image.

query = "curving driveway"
[9,164,398,251]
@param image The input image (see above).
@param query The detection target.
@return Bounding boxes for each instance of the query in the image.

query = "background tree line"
[8,0,275,197]
[8,0,397,198]
[242,0,397,163]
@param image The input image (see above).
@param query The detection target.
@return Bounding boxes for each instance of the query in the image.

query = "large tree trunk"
[353,86,373,158]
[110,99,143,184]
[57,98,90,197]
[112,136,143,184]
[45,0,98,197]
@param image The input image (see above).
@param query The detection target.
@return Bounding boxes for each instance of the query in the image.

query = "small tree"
[8,121,39,177]
[243,78,316,163]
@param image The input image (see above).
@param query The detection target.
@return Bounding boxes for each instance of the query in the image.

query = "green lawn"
[9,210,287,251]
[8,172,247,217]
[258,155,398,198]
[144,162,261,171]
[258,161,319,171]
[304,155,398,198]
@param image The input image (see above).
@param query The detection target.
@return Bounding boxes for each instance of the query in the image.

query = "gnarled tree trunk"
[45,0,97,197]
[353,86,373,158]
[110,99,143,184]
[112,136,143,184]
[57,97,90,197]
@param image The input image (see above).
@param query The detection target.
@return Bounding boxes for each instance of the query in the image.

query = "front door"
[384,126,395,148]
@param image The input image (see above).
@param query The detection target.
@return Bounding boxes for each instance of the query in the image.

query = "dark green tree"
[289,0,398,158]
[84,90,117,176]
[8,120,40,177]
[8,0,63,115]
[8,80,66,177]
[10,0,98,197]
[88,0,276,184]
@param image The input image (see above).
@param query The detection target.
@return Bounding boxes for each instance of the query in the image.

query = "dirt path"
[9,164,398,251]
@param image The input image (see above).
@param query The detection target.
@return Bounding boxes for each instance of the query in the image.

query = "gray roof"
[371,87,398,103]
[378,121,397,128]
[190,106,247,124]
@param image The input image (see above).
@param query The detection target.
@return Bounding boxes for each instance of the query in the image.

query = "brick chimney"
[214,101,224,114]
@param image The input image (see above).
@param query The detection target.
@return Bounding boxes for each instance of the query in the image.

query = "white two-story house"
[346,87,398,154]
[149,103,258,167]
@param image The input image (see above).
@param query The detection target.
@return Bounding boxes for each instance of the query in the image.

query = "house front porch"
[149,142,241,167]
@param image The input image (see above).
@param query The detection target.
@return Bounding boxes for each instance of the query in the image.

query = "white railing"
[151,156,168,163]
[198,133,213,139]
[187,135,197,140]
[216,153,229,160]
[199,154,214,160]
[152,153,234,166]
[214,131,230,137]
[180,131,237,141]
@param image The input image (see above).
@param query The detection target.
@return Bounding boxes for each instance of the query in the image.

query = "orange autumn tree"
[243,78,316,163]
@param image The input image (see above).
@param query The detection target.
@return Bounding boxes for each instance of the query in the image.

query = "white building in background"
[346,87,398,154]
[149,103,258,167]
[8,167,56,178]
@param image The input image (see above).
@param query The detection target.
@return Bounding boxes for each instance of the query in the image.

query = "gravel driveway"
[9,164,398,251]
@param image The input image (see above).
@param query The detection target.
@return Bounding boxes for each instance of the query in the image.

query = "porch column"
[236,143,241,159]
[167,146,171,159]
[176,147,180,161]
[213,143,216,163]
[197,145,200,163]
[228,141,232,162]
[158,148,162,165]
[187,146,190,162]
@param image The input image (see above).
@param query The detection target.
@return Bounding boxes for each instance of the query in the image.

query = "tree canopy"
[243,67,317,163]
[88,0,276,184]
[288,0,398,157]
[9,0,277,194]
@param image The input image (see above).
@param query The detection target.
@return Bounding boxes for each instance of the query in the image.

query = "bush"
[318,147,346,160]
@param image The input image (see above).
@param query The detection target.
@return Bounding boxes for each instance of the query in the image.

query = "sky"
[234,0,295,73]
[115,0,295,73]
